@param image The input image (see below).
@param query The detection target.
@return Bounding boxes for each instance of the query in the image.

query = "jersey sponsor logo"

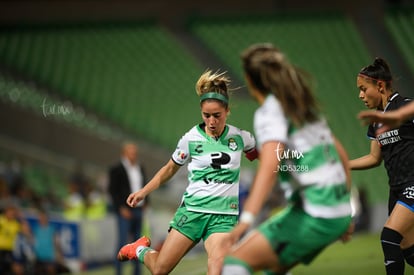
[228,138,238,151]
[377,129,402,146]
[211,152,231,169]
[195,144,203,154]
[203,177,233,185]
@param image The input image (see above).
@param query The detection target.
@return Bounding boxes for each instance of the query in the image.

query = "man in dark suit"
[108,142,148,275]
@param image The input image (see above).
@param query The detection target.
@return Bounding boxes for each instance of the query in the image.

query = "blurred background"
[0,0,414,273]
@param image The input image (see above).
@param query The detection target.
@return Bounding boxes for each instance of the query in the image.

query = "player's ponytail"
[359,57,393,89]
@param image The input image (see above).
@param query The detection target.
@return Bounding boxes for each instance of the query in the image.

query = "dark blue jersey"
[367,93,414,187]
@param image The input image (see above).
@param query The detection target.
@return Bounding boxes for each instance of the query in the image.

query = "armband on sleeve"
[245,148,258,161]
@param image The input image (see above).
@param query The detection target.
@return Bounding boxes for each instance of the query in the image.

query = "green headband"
[200,92,228,104]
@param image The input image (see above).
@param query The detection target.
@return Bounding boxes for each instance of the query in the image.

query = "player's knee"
[152,264,172,275]
[381,227,403,255]
[403,244,414,267]
[207,255,224,272]
[222,256,252,275]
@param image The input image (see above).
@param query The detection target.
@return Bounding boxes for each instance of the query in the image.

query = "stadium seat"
[385,8,414,75]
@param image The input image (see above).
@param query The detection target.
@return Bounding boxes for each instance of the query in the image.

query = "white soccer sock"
[222,264,251,275]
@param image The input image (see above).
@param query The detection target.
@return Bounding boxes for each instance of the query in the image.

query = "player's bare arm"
[127,159,180,207]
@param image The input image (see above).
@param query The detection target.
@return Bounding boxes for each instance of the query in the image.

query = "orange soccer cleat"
[117,236,151,261]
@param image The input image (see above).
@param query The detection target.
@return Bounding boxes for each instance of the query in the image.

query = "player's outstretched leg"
[117,236,151,262]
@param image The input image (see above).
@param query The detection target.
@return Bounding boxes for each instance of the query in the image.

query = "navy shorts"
[389,183,414,215]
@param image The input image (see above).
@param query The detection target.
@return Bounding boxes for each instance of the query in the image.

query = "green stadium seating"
[0,22,204,150]
[385,8,414,75]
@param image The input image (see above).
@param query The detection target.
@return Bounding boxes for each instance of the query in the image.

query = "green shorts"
[169,205,237,242]
[258,205,351,266]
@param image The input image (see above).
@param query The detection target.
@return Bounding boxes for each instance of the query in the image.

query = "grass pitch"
[80,232,397,275]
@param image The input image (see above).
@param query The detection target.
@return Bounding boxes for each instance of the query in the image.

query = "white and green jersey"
[172,123,256,215]
[254,94,351,219]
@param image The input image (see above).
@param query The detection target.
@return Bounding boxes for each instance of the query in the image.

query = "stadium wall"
[0,0,386,24]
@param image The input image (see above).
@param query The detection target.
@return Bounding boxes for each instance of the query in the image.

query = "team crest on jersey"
[228,138,238,151]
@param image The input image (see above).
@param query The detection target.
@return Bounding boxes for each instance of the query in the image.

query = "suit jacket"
[108,161,148,213]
